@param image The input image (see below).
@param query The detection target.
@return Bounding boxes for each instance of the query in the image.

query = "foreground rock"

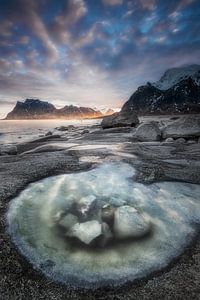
[67,220,102,245]
[114,206,150,239]
[101,111,139,129]
[58,214,78,230]
[134,121,161,141]
[56,125,75,131]
[162,115,200,138]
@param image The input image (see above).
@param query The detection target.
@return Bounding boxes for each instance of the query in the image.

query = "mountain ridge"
[121,64,200,115]
[5,99,105,120]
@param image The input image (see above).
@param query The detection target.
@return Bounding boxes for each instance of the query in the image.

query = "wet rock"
[29,134,61,143]
[45,131,53,136]
[114,206,150,239]
[101,111,139,129]
[56,126,69,131]
[101,204,116,225]
[134,121,161,141]
[58,213,78,231]
[165,137,174,143]
[76,195,97,220]
[81,129,89,135]
[162,115,200,139]
[1,145,18,155]
[175,138,186,144]
[68,125,75,130]
[67,220,102,245]
[187,140,196,145]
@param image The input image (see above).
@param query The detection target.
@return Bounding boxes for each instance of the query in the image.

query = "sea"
[0,119,100,145]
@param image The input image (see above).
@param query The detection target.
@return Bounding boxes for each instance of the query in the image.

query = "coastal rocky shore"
[0,114,200,299]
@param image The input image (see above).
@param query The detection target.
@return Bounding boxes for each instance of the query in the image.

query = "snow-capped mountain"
[121,76,200,115]
[152,64,200,90]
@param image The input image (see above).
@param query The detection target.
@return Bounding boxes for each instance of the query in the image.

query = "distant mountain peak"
[5,99,103,120]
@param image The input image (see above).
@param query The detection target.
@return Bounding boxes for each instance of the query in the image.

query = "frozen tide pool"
[7,162,200,289]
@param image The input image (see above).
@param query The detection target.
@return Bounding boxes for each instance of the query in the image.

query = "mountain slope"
[5,99,103,120]
[122,77,200,115]
[6,99,57,119]
[58,105,102,118]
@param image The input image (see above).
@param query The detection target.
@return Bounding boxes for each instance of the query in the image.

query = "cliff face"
[121,77,200,115]
[6,99,57,119]
[5,99,103,120]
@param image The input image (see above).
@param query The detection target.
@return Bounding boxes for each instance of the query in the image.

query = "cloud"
[0,20,13,37]
[139,0,156,11]
[102,0,123,6]
[178,0,195,8]
[50,0,87,44]
[0,0,199,118]
[19,36,30,45]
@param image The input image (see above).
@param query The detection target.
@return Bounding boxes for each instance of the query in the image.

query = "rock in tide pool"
[134,121,161,141]
[114,206,150,239]
[76,195,97,220]
[101,204,115,225]
[58,213,78,231]
[67,220,102,245]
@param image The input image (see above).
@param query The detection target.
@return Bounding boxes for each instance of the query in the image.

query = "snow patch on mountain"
[153,64,200,90]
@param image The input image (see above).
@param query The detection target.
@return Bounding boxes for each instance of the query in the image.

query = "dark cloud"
[0,0,199,117]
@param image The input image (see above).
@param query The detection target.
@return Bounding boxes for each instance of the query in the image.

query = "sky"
[0,0,200,118]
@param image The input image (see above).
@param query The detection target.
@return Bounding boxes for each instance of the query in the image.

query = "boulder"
[68,125,75,130]
[165,137,174,143]
[101,111,139,129]
[45,131,53,136]
[58,213,78,230]
[134,121,161,141]
[162,116,200,139]
[113,206,150,239]
[56,126,69,131]
[175,138,186,144]
[67,220,102,245]
[81,129,89,135]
